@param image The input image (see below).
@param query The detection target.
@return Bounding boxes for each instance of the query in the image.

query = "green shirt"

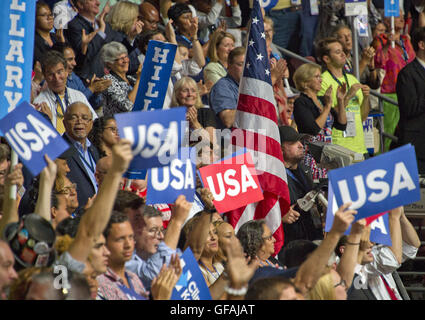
[318,71,367,154]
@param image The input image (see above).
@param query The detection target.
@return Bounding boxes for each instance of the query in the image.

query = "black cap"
[167,3,192,22]
[279,126,307,144]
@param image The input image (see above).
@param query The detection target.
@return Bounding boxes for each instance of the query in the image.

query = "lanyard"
[54,89,69,116]
[286,167,309,191]
[326,70,350,91]
[199,261,219,281]
[77,146,95,173]
[399,38,409,63]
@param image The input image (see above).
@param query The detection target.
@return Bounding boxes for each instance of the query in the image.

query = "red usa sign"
[199,152,263,213]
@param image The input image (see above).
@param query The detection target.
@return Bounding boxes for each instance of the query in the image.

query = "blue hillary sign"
[147,147,196,204]
[325,182,392,246]
[133,40,177,111]
[115,107,187,170]
[0,102,69,176]
[0,0,36,120]
[385,0,400,17]
[171,248,212,300]
[328,144,420,221]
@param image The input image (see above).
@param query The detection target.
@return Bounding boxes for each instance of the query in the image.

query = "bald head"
[0,240,18,298]
[63,102,93,143]
[139,2,160,31]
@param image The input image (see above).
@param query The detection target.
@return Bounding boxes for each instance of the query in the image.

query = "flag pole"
[9,150,17,199]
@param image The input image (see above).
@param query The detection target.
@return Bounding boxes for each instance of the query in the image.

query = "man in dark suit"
[64,0,120,81]
[62,101,100,208]
[396,26,425,174]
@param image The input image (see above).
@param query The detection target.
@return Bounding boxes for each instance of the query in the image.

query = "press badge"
[310,0,319,15]
[343,112,356,137]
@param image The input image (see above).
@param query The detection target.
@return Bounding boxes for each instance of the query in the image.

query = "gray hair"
[100,41,128,66]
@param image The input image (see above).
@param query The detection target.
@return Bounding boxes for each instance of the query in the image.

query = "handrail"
[273,44,399,107]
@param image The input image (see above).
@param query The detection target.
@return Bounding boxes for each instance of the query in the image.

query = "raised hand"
[151,262,181,300]
[330,202,358,236]
[5,163,24,189]
[110,139,133,174]
[81,29,98,55]
[171,195,192,224]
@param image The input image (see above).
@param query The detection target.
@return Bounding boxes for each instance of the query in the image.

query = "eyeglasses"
[334,278,347,290]
[66,115,92,124]
[148,227,165,237]
[104,127,119,133]
[114,55,129,63]
[262,234,274,241]
[57,183,77,194]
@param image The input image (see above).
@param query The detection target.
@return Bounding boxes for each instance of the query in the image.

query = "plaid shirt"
[97,268,149,300]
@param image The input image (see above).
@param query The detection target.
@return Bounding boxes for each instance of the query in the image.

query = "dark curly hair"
[236,220,267,260]
[88,115,115,158]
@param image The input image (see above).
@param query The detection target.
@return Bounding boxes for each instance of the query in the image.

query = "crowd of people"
[0,0,424,301]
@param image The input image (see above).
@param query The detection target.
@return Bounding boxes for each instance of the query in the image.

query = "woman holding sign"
[293,63,349,180]
[100,42,142,117]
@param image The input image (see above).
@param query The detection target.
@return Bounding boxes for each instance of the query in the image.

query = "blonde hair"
[106,1,139,36]
[292,63,322,92]
[170,77,203,109]
[206,30,235,63]
[307,268,336,300]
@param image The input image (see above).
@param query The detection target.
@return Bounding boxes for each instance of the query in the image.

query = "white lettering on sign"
[370,216,388,235]
[123,122,178,160]
[150,158,194,191]
[338,162,416,210]
[5,115,58,161]
[4,0,27,113]
[143,47,171,110]
[206,164,258,202]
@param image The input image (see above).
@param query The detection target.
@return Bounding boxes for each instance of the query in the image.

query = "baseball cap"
[279,126,308,144]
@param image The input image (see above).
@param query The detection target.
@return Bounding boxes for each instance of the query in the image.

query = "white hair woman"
[100,41,142,116]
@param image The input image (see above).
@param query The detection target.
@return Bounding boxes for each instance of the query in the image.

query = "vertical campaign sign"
[328,144,420,220]
[385,0,400,16]
[133,40,177,111]
[147,147,197,204]
[171,248,212,300]
[0,102,69,176]
[0,0,36,119]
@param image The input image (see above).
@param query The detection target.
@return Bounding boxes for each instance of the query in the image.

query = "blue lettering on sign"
[115,107,187,170]
[328,144,420,220]
[0,102,69,176]
[133,40,177,111]
[147,147,196,204]
[0,0,36,120]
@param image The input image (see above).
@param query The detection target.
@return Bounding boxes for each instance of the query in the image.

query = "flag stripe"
[234,110,281,147]
[236,94,279,125]
[239,77,277,112]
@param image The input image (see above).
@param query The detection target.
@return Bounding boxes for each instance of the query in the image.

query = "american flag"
[226,0,290,254]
